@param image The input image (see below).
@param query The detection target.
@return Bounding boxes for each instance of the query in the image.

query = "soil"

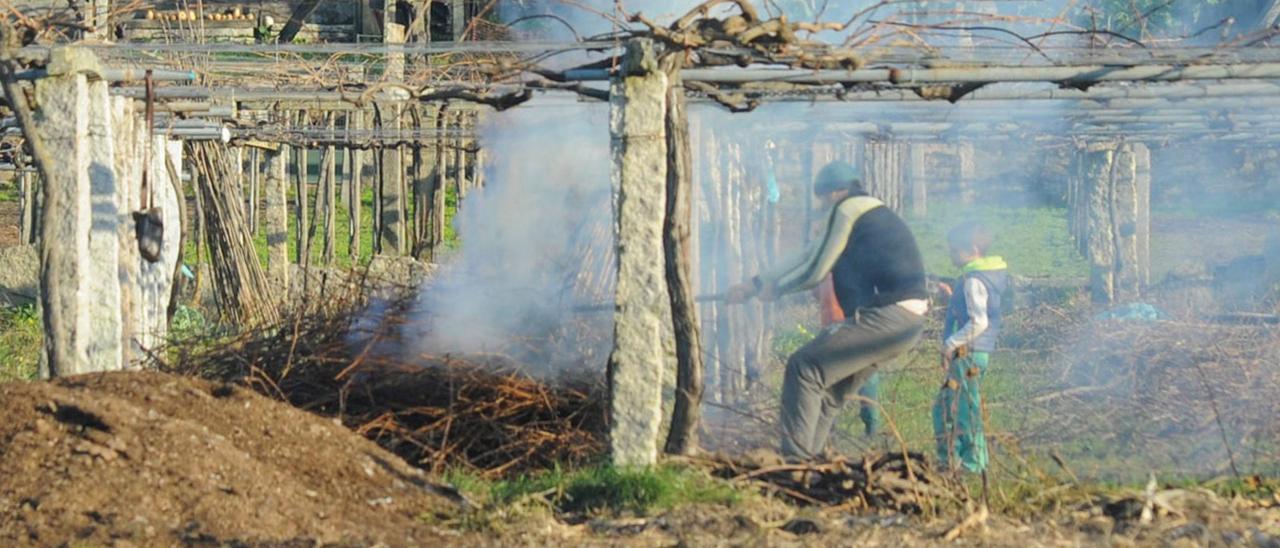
[0,371,461,546]
[465,492,1280,547]
[0,200,19,249]
[1,372,1277,547]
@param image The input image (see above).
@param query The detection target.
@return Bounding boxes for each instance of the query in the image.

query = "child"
[933,221,1009,473]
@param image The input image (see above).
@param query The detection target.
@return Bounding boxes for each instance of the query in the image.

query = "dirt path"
[0,200,19,249]
[0,371,460,546]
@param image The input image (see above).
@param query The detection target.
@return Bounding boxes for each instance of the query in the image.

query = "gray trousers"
[780,304,925,459]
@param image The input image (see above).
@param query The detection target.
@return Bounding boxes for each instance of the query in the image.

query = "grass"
[0,182,18,203]
[444,463,746,517]
[0,304,41,382]
[907,206,1088,280]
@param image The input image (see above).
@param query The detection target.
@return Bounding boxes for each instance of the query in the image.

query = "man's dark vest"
[830,203,928,313]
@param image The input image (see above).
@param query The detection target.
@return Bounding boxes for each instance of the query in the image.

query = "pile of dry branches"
[161,292,606,478]
[328,356,605,477]
[1036,319,1280,476]
[705,451,961,513]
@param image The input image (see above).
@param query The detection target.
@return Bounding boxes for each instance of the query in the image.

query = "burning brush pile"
[1040,318,1280,475]
[161,294,607,478]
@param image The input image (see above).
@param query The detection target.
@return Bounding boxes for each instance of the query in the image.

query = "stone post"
[85,0,111,40]
[110,96,139,366]
[377,101,406,255]
[384,0,406,80]
[264,146,290,292]
[33,49,126,376]
[607,38,670,467]
[1082,142,1116,303]
[1070,141,1151,304]
[1133,143,1152,287]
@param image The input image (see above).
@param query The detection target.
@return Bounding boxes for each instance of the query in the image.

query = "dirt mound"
[0,371,462,546]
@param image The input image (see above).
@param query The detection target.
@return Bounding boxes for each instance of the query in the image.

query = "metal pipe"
[11,68,196,82]
[727,81,1280,102]
[101,68,197,82]
[28,41,616,55]
[107,78,1280,110]
[567,65,1280,84]
[160,126,231,142]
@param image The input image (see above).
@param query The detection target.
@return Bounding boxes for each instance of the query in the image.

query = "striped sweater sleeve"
[757,196,883,296]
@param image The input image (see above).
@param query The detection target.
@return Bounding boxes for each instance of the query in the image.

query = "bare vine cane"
[134,69,164,263]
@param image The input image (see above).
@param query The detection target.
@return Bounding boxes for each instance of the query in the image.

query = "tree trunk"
[662,78,704,456]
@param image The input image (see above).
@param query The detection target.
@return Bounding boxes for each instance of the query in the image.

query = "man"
[728,161,928,460]
[813,274,882,438]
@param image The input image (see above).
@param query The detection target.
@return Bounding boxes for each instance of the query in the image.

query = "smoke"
[371,0,1280,477]
[401,96,615,377]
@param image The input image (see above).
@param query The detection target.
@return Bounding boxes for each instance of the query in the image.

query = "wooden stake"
[431,105,448,248]
[349,109,364,261]
[18,170,35,244]
[248,148,260,236]
[295,112,310,265]
[324,116,337,264]
[453,109,466,202]
[338,115,351,211]
[662,76,705,457]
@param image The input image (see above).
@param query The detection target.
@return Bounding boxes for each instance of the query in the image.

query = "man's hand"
[725,282,757,304]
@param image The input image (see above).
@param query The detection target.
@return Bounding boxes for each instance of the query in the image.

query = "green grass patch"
[0,304,42,382]
[0,182,18,203]
[908,206,1087,279]
[445,463,746,517]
